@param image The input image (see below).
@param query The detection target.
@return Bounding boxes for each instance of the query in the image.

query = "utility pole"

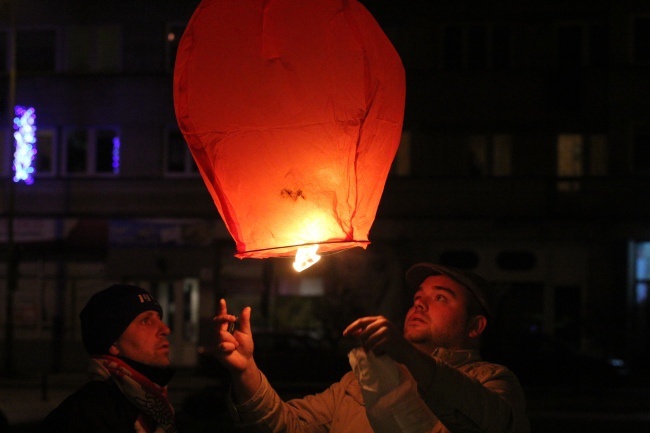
[3,0,17,377]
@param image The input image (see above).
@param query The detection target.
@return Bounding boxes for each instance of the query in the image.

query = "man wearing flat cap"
[42,284,178,433]
[215,262,530,433]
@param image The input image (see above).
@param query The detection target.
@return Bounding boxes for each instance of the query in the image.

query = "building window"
[467,24,488,70]
[0,128,9,176]
[442,25,463,70]
[468,134,512,177]
[633,125,650,173]
[63,25,121,72]
[557,24,583,68]
[631,241,650,360]
[16,28,57,72]
[557,22,609,69]
[589,24,609,68]
[492,24,512,70]
[165,127,198,176]
[439,250,480,269]
[496,251,537,271]
[633,16,650,64]
[0,29,7,72]
[441,23,513,71]
[34,128,57,177]
[391,130,411,177]
[556,133,608,191]
[557,134,583,191]
[62,127,120,176]
[165,23,186,73]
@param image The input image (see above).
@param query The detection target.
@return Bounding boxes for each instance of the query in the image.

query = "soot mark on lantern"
[281,189,306,201]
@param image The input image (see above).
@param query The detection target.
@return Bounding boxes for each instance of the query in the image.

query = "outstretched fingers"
[342,316,381,338]
[214,299,240,351]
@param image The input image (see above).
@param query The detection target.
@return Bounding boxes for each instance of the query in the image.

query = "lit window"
[631,241,650,355]
[63,127,120,176]
[165,127,198,176]
[557,134,583,191]
[557,133,609,187]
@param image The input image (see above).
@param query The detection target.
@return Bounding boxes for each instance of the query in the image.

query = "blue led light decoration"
[13,106,37,184]
[112,135,121,174]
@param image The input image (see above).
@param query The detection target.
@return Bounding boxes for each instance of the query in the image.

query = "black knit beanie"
[80,284,163,355]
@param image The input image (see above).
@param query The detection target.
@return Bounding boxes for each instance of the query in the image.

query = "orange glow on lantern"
[173,0,405,265]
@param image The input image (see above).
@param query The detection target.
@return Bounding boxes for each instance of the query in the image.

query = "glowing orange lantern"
[173,0,405,265]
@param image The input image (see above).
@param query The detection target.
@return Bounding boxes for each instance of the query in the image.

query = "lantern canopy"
[174,0,405,259]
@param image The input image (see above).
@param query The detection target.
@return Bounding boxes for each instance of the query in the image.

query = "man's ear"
[109,343,120,356]
[468,315,487,338]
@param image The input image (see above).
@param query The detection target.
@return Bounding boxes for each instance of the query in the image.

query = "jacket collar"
[431,347,482,367]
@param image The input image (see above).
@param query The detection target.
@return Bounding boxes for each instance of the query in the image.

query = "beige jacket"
[228,348,530,433]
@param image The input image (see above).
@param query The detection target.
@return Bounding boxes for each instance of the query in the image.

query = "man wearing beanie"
[215,262,529,433]
[41,284,178,433]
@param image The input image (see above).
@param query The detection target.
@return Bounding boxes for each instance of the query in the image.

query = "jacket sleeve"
[418,359,530,433]
[228,371,349,433]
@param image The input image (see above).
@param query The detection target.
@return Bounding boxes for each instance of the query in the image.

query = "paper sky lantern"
[174,0,405,266]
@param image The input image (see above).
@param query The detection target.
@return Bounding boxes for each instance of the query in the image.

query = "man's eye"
[435,295,446,302]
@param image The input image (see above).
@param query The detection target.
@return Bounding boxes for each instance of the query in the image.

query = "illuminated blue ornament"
[13,106,37,185]
[112,135,121,174]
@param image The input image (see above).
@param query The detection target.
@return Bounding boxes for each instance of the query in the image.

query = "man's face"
[403,274,475,352]
[111,310,171,367]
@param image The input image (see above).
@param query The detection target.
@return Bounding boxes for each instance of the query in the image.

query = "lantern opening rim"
[235,240,370,259]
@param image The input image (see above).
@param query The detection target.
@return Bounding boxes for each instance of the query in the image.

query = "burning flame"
[293,244,321,272]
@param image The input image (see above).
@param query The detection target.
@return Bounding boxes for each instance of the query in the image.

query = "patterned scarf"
[88,355,178,433]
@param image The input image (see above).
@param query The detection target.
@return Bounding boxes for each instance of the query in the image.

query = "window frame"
[631,14,650,65]
[163,126,198,177]
[62,24,122,73]
[33,127,58,179]
[439,22,514,71]
[15,26,60,73]
[61,126,121,177]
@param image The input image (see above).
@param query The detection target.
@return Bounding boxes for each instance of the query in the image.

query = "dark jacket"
[40,380,141,433]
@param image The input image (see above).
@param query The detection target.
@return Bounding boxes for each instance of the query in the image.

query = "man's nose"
[158,320,171,336]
